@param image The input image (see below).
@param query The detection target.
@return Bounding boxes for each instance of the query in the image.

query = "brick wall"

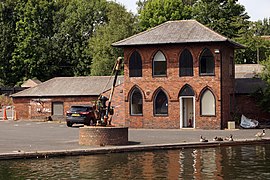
[235,94,270,122]
[12,96,98,120]
[79,126,128,145]
[123,43,234,129]
[220,47,235,128]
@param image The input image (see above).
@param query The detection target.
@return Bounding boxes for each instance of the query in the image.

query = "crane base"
[79,126,128,146]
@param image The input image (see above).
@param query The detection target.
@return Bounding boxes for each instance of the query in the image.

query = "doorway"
[180,97,195,128]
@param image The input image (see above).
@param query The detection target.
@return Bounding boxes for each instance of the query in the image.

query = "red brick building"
[12,76,125,126]
[112,20,243,129]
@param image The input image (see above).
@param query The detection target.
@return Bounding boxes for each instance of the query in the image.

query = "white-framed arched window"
[130,88,143,115]
[153,51,167,76]
[200,89,215,116]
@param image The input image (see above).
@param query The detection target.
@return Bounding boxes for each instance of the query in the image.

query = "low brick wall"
[79,127,128,146]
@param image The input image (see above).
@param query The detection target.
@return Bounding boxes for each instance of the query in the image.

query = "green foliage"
[192,0,249,39]
[11,0,56,83]
[0,0,134,85]
[0,0,17,86]
[139,0,193,30]
[235,20,270,64]
[89,2,137,76]
[53,0,107,76]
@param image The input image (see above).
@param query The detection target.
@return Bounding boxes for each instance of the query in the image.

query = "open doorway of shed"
[180,97,195,128]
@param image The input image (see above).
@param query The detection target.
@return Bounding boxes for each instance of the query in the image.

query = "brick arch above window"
[127,85,146,101]
[179,84,195,97]
[129,50,142,77]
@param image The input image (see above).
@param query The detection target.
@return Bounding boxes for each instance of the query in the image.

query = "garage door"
[52,102,64,115]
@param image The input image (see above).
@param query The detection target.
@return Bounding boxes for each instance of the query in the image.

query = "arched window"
[179,49,193,76]
[130,88,143,115]
[129,51,142,77]
[153,51,167,76]
[179,84,195,96]
[154,90,168,115]
[200,89,215,116]
[199,48,214,75]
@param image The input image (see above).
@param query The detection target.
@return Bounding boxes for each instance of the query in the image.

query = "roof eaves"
[112,40,244,47]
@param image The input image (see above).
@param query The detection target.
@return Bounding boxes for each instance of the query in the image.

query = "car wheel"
[67,122,73,127]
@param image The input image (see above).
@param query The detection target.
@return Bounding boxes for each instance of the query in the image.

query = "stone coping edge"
[1,139,270,160]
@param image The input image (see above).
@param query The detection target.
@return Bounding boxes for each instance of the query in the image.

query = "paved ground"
[0,120,269,159]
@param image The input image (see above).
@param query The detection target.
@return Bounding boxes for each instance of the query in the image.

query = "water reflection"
[1,144,270,179]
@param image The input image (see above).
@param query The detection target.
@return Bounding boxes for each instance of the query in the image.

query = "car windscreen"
[70,106,89,112]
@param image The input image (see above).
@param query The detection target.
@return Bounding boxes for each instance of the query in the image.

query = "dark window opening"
[199,49,214,75]
[154,90,168,115]
[180,49,193,76]
[180,85,195,96]
[129,51,142,77]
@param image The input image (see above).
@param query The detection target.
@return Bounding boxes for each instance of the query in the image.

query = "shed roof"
[112,20,243,48]
[235,64,266,94]
[21,79,42,88]
[235,64,264,78]
[12,76,124,97]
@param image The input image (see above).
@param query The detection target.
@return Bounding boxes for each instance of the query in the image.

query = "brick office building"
[113,20,243,129]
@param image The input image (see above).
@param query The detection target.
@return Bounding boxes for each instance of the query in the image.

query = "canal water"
[1,144,270,179]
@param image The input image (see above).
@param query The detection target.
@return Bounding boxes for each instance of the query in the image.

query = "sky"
[115,0,270,21]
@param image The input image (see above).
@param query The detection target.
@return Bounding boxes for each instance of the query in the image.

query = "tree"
[0,0,17,86]
[192,0,249,39]
[235,20,270,64]
[138,0,193,30]
[10,0,56,84]
[53,0,107,77]
[88,1,137,75]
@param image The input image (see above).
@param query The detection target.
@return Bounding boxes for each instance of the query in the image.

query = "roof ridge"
[193,20,227,41]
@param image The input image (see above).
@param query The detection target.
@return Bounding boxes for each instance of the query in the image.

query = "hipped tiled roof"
[12,76,124,97]
[112,20,243,48]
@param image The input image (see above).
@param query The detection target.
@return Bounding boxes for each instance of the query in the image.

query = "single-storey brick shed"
[12,76,125,126]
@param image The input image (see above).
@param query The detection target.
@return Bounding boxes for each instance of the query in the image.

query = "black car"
[66,105,96,127]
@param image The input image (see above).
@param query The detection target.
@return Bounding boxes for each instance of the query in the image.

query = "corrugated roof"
[235,64,264,78]
[12,76,124,97]
[112,20,243,48]
[235,64,266,94]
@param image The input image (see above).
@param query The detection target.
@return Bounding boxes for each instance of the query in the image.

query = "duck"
[200,135,208,142]
[213,136,223,141]
[255,129,265,139]
[224,134,233,141]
